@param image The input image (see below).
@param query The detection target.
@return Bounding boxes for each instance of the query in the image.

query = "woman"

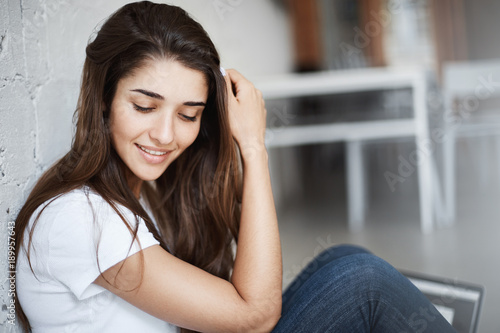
[15,2,456,332]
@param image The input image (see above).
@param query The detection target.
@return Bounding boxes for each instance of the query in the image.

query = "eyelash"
[134,103,198,122]
[133,103,154,113]
[181,115,197,122]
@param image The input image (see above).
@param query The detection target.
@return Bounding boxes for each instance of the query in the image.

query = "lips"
[136,143,169,156]
[135,144,172,164]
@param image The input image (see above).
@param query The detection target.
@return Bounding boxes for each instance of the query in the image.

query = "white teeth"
[138,145,168,156]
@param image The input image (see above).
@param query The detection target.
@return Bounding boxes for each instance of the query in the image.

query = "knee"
[315,244,372,263]
[320,252,401,295]
[348,254,396,282]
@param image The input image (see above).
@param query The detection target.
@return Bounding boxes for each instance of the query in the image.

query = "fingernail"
[220,67,226,77]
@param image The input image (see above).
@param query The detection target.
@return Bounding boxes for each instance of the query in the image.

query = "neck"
[130,178,143,199]
[123,167,143,199]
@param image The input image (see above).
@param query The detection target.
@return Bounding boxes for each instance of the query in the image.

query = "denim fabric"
[272,245,457,333]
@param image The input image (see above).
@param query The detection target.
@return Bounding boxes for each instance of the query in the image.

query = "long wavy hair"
[14,2,241,332]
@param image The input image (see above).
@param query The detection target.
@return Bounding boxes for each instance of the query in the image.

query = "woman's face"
[109,59,208,187]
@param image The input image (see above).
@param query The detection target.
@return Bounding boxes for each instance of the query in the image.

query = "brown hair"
[14,2,241,332]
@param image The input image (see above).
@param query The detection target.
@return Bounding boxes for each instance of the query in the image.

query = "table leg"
[346,140,365,231]
[414,75,434,233]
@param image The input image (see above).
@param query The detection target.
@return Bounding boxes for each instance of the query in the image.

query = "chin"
[139,173,165,182]
[132,167,167,182]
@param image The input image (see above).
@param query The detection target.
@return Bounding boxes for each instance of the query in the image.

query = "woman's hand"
[224,69,267,159]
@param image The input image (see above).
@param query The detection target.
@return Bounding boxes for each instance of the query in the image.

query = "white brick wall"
[0,0,291,331]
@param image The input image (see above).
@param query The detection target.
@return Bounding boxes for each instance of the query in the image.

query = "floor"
[273,137,500,332]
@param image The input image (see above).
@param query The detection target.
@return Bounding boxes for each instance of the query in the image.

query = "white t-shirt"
[17,186,178,333]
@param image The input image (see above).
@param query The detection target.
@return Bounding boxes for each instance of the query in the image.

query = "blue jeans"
[272,245,457,333]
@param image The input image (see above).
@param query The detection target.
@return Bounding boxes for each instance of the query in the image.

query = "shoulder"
[31,187,93,228]
[44,186,107,210]
[33,186,156,259]
[33,186,138,239]
[39,186,133,221]
[38,186,100,214]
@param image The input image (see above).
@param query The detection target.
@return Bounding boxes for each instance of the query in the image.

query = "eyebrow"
[130,89,206,106]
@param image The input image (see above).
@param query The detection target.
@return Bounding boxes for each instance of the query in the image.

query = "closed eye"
[181,114,197,122]
[133,103,155,113]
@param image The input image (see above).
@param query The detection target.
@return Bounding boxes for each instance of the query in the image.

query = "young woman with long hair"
[15,2,457,332]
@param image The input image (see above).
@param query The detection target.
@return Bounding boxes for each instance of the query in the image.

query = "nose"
[150,112,175,146]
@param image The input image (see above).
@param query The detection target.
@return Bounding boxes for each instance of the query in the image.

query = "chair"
[440,59,500,225]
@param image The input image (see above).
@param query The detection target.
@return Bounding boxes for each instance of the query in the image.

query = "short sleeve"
[46,191,160,300]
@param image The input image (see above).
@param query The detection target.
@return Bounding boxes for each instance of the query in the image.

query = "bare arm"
[225,69,283,322]
[94,69,282,332]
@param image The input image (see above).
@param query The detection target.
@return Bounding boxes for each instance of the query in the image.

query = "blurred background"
[1,0,500,331]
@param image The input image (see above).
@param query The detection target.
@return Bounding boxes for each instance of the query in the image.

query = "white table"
[254,67,434,233]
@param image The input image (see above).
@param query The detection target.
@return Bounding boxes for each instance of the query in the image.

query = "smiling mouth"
[136,144,169,156]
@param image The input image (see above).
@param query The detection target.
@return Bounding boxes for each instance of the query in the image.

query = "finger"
[226,68,245,81]
[226,69,252,97]
[224,70,236,99]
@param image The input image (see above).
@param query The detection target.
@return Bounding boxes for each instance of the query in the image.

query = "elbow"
[260,308,281,333]
[266,299,282,331]
[241,297,282,332]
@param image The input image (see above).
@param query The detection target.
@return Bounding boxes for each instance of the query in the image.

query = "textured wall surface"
[0,0,292,331]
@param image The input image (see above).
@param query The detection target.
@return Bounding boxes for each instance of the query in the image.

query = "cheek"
[179,124,202,149]
[109,115,126,147]
[110,110,141,148]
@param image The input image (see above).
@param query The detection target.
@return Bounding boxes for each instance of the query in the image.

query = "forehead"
[118,59,209,101]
